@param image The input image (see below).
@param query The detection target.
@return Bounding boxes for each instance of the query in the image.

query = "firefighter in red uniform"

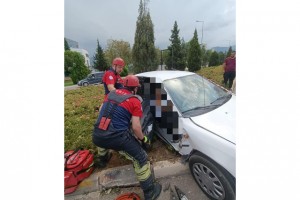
[102,57,125,96]
[93,75,162,200]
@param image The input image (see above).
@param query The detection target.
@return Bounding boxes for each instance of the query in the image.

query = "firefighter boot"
[94,151,112,169]
[144,182,162,200]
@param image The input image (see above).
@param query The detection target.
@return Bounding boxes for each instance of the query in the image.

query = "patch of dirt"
[94,137,180,172]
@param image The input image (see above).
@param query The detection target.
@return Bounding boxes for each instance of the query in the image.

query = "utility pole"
[196,20,204,68]
[196,20,204,45]
[225,40,231,51]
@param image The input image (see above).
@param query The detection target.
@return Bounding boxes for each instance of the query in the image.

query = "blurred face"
[115,65,124,74]
[133,87,138,95]
[231,52,236,58]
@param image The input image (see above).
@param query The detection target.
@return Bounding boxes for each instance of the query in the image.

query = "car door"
[97,72,104,83]
[87,74,96,84]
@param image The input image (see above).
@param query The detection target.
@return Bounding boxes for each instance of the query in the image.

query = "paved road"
[65,160,210,200]
[65,83,103,91]
[65,85,80,91]
[65,171,209,200]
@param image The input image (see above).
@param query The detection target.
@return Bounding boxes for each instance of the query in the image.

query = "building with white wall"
[70,47,92,71]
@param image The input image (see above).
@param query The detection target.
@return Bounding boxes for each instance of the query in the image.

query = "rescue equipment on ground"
[64,149,94,194]
[174,185,189,200]
[167,184,189,200]
[115,192,141,200]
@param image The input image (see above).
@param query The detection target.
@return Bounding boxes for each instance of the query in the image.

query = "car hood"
[190,95,236,144]
[78,78,87,82]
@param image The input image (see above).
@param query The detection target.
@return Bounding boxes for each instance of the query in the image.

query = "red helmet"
[112,57,125,67]
[123,75,140,87]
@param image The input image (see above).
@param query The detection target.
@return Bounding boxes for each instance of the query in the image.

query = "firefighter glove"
[141,135,151,151]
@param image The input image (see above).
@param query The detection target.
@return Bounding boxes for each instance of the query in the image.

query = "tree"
[132,0,158,73]
[203,49,212,67]
[64,38,70,51]
[105,39,132,69]
[120,66,129,77]
[166,21,185,70]
[218,52,225,65]
[209,51,220,67]
[93,39,108,71]
[226,46,233,57]
[181,38,188,70]
[65,51,90,84]
[200,43,207,67]
[187,29,201,72]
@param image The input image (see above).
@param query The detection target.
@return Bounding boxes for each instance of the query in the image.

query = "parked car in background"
[136,71,236,200]
[77,72,104,86]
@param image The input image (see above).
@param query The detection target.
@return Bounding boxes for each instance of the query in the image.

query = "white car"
[136,71,236,200]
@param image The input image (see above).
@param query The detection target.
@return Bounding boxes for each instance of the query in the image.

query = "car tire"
[83,82,89,86]
[189,153,235,200]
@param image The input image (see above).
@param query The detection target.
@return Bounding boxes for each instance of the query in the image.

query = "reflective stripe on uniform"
[119,151,151,182]
[97,146,108,156]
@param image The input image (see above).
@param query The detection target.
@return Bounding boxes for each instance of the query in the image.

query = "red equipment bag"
[64,149,94,195]
[115,192,141,200]
[64,171,78,194]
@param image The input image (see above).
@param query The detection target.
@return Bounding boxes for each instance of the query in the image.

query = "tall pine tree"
[166,21,185,70]
[187,29,201,72]
[132,0,157,73]
[93,39,108,71]
[209,51,220,67]
[226,46,233,57]
[64,38,70,51]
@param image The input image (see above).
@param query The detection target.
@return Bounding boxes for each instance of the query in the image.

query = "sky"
[65,0,236,58]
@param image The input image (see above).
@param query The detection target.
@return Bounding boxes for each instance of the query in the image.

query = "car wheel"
[189,153,235,200]
[83,82,88,86]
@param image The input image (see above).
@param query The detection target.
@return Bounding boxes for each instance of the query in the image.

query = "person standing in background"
[223,51,236,88]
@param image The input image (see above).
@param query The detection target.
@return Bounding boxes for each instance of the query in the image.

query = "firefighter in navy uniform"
[92,75,162,200]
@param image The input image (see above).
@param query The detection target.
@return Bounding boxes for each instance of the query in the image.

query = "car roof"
[136,70,195,82]
[92,71,104,74]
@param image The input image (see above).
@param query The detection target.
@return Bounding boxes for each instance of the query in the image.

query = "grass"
[64,77,75,86]
[65,85,104,152]
[197,65,231,89]
[64,65,225,152]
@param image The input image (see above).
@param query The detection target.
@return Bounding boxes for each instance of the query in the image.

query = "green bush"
[65,51,90,84]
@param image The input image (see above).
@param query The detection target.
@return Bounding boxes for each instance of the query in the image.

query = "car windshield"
[163,74,231,117]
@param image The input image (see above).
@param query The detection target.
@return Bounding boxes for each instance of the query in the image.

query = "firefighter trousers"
[93,128,154,192]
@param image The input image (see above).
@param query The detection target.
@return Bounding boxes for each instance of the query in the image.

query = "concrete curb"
[65,158,189,197]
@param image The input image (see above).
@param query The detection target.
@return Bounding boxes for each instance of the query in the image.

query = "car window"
[163,74,229,116]
[96,72,104,77]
